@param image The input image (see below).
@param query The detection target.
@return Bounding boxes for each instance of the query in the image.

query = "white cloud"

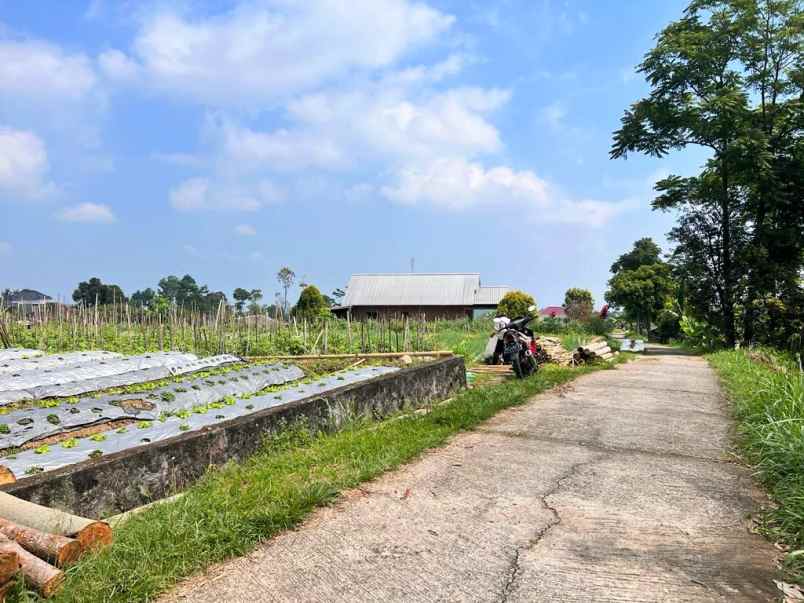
[169,177,284,212]
[0,127,53,200]
[0,241,10,256]
[104,0,454,106]
[235,224,257,236]
[0,37,105,145]
[57,202,116,223]
[381,158,635,226]
[0,39,98,104]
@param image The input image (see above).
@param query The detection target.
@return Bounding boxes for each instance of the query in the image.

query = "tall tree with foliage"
[563,288,594,321]
[606,263,676,335]
[611,0,803,347]
[293,285,329,319]
[72,278,126,306]
[610,238,662,273]
[276,267,296,315]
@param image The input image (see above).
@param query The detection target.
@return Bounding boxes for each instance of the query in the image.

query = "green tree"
[72,278,126,307]
[496,291,536,319]
[293,285,329,319]
[563,288,594,321]
[233,288,251,314]
[611,0,803,347]
[610,238,662,273]
[130,288,156,308]
[606,264,675,335]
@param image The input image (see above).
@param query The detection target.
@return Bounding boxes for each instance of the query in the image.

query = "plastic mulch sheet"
[0,362,305,448]
[0,351,123,375]
[1,365,399,478]
[0,349,43,363]
[0,353,241,405]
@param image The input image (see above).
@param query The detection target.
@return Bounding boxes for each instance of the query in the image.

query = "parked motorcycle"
[484,306,544,378]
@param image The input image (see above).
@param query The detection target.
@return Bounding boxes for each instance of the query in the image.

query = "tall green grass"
[6,361,620,603]
[708,349,804,582]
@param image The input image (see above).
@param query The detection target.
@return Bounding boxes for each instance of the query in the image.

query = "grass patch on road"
[20,360,620,603]
[708,349,804,583]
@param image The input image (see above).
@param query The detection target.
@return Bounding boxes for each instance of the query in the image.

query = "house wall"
[345,306,473,321]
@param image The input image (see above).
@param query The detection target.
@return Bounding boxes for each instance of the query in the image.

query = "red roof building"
[539,306,567,319]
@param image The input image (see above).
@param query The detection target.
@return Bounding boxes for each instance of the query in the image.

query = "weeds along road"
[164,352,778,602]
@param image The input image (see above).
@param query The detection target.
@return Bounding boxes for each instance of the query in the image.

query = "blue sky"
[1,0,709,308]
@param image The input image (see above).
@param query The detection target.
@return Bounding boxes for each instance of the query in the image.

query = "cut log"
[0,550,19,584]
[0,468,15,486]
[0,535,63,598]
[0,492,112,552]
[0,517,81,567]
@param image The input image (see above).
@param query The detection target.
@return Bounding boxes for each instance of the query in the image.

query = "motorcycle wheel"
[511,355,524,379]
[527,355,538,375]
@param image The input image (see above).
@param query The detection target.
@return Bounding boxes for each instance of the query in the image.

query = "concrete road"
[164,353,779,602]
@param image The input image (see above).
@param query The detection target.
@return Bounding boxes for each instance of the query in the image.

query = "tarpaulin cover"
[0,349,43,363]
[1,366,398,478]
[0,362,304,448]
[0,351,123,375]
[0,353,241,405]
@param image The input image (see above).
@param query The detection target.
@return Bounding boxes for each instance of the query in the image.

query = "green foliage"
[72,277,126,307]
[496,290,536,318]
[563,288,594,321]
[612,0,804,348]
[610,238,662,273]
[709,350,804,583]
[655,309,681,343]
[606,262,675,335]
[293,285,329,320]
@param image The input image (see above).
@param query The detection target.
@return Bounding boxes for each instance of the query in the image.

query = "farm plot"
[0,350,398,480]
[0,352,241,405]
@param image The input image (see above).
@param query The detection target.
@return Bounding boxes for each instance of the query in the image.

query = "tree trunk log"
[0,492,111,551]
[0,468,15,486]
[0,535,63,598]
[0,518,81,567]
[0,550,20,584]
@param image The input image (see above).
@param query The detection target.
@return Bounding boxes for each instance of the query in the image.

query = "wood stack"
[536,336,577,366]
[573,340,618,364]
[0,492,112,599]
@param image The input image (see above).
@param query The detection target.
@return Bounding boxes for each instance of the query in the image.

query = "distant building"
[2,289,61,313]
[539,306,567,320]
[332,273,511,320]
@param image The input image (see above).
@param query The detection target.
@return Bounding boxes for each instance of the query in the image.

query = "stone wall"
[2,357,466,518]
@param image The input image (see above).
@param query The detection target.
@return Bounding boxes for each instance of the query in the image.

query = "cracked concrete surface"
[163,353,779,602]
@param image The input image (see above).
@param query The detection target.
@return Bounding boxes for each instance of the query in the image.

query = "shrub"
[496,291,536,319]
[293,285,330,320]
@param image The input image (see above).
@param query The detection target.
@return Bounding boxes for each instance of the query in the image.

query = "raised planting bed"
[2,356,466,518]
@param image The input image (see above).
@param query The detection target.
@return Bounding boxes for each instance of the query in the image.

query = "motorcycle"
[484,306,545,378]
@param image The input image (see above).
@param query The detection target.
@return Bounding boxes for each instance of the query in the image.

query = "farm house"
[332,273,511,320]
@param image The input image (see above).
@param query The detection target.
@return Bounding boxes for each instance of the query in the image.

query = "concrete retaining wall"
[2,357,465,518]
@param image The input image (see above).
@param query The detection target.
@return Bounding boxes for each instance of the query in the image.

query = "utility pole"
[410,257,415,273]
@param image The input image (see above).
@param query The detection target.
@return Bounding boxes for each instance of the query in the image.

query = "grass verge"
[707,349,804,583]
[11,360,621,602]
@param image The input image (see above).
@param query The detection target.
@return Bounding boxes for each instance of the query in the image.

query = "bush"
[293,285,329,320]
[655,309,681,342]
[585,316,613,336]
[496,291,536,318]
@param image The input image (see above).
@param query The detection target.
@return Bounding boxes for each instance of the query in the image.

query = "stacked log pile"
[0,492,112,599]
[537,337,576,365]
[573,340,617,364]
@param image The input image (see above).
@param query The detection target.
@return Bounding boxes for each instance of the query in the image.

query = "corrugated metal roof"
[343,273,481,307]
[474,286,511,305]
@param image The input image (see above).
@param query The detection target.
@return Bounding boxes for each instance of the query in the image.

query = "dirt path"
[163,353,779,602]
